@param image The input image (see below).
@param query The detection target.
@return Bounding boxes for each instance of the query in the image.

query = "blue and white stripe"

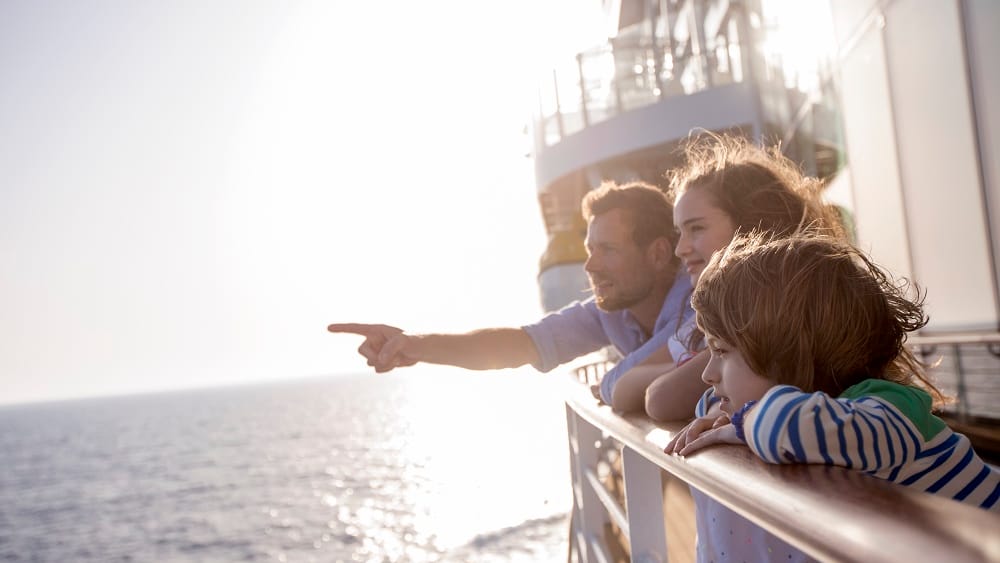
[744,384,1000,511]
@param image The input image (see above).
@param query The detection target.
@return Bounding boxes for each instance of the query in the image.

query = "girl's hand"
[590,384,606,405]
[664,414,740,456]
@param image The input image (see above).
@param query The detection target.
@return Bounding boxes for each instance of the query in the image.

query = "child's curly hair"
[692,232,948,407]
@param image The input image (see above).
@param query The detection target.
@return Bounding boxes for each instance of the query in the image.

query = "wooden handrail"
[565,384,1000,563]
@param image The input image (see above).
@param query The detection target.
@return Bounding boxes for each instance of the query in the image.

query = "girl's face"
[701,332,774,415]
[673,188,737,284]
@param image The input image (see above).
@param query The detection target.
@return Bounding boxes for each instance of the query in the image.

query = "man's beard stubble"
[591,283,647,312]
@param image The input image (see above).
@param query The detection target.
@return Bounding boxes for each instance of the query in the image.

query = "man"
[329,181,705,419]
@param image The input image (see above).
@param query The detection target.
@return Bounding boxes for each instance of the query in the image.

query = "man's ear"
[648,237,674,270]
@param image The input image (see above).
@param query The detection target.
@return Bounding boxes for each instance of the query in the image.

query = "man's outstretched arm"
[328,323,541,373]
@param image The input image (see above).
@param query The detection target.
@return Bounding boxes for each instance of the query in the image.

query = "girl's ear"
[648,237,674,270]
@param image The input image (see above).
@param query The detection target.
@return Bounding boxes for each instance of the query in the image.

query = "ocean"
[0,371,575,562]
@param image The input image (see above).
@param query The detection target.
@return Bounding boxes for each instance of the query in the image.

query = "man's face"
[583,208,656,312]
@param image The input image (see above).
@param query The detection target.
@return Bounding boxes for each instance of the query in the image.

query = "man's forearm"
[407,328,540,370]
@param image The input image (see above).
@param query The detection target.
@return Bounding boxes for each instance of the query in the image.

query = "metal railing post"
[553,68,566,140]
[576,53,591,128]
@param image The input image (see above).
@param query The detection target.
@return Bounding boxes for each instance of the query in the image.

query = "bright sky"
[0,1,606,405]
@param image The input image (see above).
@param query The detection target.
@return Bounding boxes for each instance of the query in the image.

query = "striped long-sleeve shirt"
[736,379,1000,511]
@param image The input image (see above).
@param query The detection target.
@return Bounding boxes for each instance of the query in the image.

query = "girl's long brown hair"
[668,132,849,350]
[667,132,846,241]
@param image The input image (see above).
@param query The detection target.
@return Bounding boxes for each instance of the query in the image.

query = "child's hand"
[664,414,740,456]
[664,415,724,454]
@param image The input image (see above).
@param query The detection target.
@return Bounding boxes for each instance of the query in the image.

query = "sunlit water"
[0,371,574,562]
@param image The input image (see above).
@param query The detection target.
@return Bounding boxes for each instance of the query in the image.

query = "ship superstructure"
[531,0,847,313]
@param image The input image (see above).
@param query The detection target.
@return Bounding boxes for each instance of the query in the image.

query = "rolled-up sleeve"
[599,271,695,403]
[522,299,612,372]
[598,329,674,403]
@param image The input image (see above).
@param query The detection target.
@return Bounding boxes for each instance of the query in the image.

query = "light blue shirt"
[522,270,693,402]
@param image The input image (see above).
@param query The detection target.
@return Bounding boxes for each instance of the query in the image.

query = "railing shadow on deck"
[563,381,1000,563]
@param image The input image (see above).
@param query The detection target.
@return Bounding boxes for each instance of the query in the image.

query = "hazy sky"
[0,1,606,405]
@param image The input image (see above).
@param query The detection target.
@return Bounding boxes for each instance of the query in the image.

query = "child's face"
[701,332,774,415]
[673,188,737,285]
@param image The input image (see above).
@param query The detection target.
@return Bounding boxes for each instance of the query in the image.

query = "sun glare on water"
[213,3,578,553]
[392,369,572,551]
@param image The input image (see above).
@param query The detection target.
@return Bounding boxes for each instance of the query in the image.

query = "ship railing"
[536,0,750,148]
[911,332,1000,423]
[564,360,1000,563]
[564,387,1000,563]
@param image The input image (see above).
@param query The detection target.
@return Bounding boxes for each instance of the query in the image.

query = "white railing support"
[621,445,668,562]
[566,404,612,562]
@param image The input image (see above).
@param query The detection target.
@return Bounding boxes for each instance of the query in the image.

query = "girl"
[605,132,845,419]
[666,233,999,516]
[604,135,852,562]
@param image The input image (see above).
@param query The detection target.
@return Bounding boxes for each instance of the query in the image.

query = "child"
[666,233,999,515]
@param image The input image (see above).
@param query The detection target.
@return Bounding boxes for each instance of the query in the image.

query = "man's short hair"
[581,181,676,247]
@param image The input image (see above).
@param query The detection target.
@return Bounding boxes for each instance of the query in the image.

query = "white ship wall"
[966,0,1000,305]
[833,0,1000,332]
